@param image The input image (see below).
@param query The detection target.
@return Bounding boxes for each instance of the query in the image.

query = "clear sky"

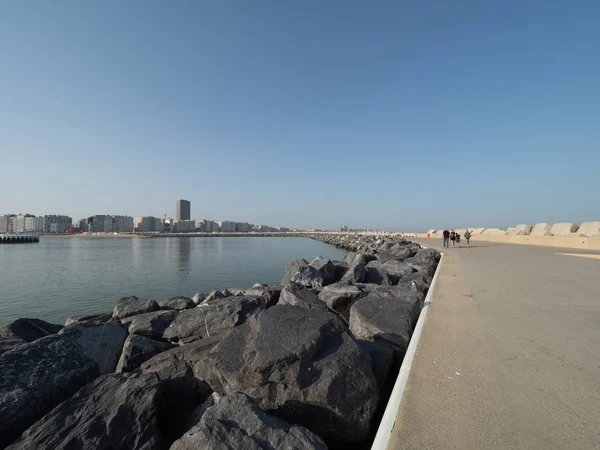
[1,1,599,231]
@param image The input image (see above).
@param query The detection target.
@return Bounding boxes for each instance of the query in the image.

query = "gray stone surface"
[122,310,179,339]
[358,339,395,389]
[163,296,266,343]
[116,334,174,373]
[65,312,113,326]
[365,261,393,285]
[113,296,159,319]
[244,283,282,307]
[192,293,206,304]
[0,318,63,342]
[382,259,417,280]
[6,373,162,450]
[195,305,379,443]
[141,336,221,443]
[341,263,368,283]
[281,259,327,288]
[0,334,100,448]
[59,323,127,374]
[310,256,337,285]
[349,288,423,356]
[0,337,27,355]
[278,282,329,311]
[317,281,363,313]
[170,392,327,450]
[157,296,195,311]
[331,259,349,280]
[343,251,377,267]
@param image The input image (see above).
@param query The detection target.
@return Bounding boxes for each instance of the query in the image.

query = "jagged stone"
[0,318,63,342]
[157,296,195,311]
[116,334,174,373]
[113,296,159,319]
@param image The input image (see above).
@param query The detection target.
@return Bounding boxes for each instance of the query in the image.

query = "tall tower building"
[176,199,191,221]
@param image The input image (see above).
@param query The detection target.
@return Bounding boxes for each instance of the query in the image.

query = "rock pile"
[0,234,440,449]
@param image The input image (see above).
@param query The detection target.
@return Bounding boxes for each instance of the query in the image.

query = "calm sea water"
[0,236,346,325]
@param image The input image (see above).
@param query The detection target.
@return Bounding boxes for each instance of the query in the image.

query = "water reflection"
[174,238,192,281]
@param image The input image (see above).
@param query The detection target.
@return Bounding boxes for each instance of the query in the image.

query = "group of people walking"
[442,228,471,248]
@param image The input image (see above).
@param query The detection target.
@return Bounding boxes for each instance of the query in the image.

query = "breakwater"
[0,234,440,450]
[0,234,39,244]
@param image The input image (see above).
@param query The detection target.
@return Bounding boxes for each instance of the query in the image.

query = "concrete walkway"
[387,239,600,450]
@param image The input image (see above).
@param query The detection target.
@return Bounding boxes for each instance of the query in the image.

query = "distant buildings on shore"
[0,214,73,234]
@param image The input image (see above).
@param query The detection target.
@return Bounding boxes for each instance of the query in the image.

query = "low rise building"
[173,220,195,233]
[134,216,164,232]
[44,215,72,233]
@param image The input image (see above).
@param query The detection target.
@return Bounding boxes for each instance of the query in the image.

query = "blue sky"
[1,0,598,231]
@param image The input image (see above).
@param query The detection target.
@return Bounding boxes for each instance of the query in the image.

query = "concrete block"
[482,228,506,235]
[549,223,579,236]
[472,228,486,235]
[516,224,532,234]
[578,222,600,237]
[531,223,552,236]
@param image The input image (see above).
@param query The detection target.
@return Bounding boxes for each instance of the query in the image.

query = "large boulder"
[113,296,159,319]
[141,336,221,442]
[59,323,127,374]
[365,261,393,285]
[0,337,26,355]
[578,222,600,237]
[0,334,100,448]
[244,283,282,307]
[163,296,266,343]
[549,223,580,236]
[171,392,327,450]
[341,263,368,283]
[157,296,195,311]
[349,288,423,358]
[6,373,162,450]
[397,272,432,294]
[281,259,327,288]
[358,340,395,389]
[121,310,179,339]
[116,334,174,373]
[381,259,417,281]
[343,252,377,267]
[331,260,349,280]
[278,282,329,311]
[0,318,63,342]
[531,223,553,236]
[65,312,113,326]
[309,257,337,285]
[195,305,379,443]
[318,281,363,315]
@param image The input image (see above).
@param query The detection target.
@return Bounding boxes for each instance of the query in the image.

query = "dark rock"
[404,257,437,277]
[185,392,221,432]
[202,290,226,303]
[195,305,379,443]
[332,260,349,280]
[0,337,26,355]
[245,283,282,307]
[397,272,432,294]
[157,296,195,311]
[343,252,377,267]
[171,392,327,450]
[6,373,162,450]
[59,323,127,374]
[0,318,63,342]
[163,296,266,343]
[65,312,113,326]
[381,259,417,280]
[358,340,395,389]
[365,262,393,285]
[116,334,174,373]
[415,247,441,262]
[121,310,179,339]
[278,282,329,311]
[317,282,363,321]
[0,334,99,448]
[141,336,221,443]
[310,256,337,285]
[341,263,368,283]
[281,259,327,288]
[349,288,423,357]
[113,296,159,319]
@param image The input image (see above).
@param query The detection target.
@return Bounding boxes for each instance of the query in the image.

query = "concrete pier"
[386,239,600,450]
[0,234,40,244]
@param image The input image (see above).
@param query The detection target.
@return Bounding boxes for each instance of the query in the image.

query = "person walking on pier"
[456,232,461,247]
[464,229,472,248]
[450,230,456,248]
[443,228,450,248]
